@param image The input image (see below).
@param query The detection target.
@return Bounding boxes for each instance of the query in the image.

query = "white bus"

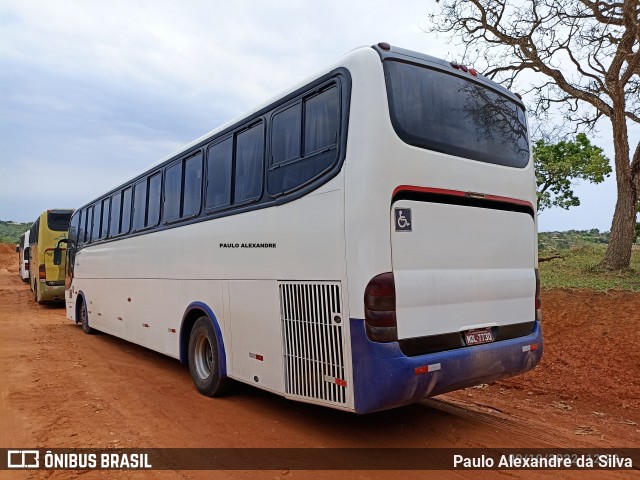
[16,230,30,282]
[62,43,542,413]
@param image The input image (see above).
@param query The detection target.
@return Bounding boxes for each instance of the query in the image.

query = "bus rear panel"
[31,209,73,303]
[344,45,541,413]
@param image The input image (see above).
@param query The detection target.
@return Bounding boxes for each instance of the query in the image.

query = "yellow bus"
[29,209,73,304]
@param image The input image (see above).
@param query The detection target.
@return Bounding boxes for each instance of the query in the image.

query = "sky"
[0,0,636,232]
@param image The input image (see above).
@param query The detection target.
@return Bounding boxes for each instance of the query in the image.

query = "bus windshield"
[47,211,72,231]
[384,60,529,168]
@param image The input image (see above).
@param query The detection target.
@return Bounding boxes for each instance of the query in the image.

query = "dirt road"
[0,243,638,479]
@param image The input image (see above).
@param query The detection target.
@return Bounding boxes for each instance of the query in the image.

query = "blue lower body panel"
[350,318,543,414]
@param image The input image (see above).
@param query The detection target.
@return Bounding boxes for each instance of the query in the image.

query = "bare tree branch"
[428,0,640,269]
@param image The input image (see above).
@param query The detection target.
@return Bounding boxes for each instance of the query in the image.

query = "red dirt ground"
[0,243,638,480]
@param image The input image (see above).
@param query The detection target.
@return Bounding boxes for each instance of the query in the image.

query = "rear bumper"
[350,318,542,414]
[38,283,66,302]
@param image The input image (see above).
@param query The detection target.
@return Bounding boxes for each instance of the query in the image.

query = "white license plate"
[464,328,494,346]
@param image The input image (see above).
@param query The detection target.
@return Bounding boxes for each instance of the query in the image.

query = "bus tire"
[78,297,94,334]
[188,316,230,397]
[34,284,43,305]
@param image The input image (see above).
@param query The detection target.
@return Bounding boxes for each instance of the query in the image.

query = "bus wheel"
[78,298,94,334]
[188,317,230,397]
[33,284,43,305]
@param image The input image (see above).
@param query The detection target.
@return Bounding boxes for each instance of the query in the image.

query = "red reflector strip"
[392,185,534,210]
[249,352,264,361]
[522,344,539,352]
[324,375,347,387]
[168,328,176,333]
[415,363,441,375]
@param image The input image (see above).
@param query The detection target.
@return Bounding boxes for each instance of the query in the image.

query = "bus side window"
[91,203,102,242]
[109,192,122,237]
[77,208,85,244]
[304,87,339,154]
[205,138,232,210]
[84,208,93,243]
[183,153,202,218]
[147,172,162,227]
[100,197,110,239]
[132,180,147,231]
[271,103,302,166]
[163,163,181,222]
[121,187,132,234]
[268,85,339,196]
[234,123,264,203]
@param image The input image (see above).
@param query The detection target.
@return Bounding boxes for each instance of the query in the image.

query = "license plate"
[464,327,494,346]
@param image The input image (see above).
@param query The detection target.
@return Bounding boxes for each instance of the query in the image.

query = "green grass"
[539,243,640,291]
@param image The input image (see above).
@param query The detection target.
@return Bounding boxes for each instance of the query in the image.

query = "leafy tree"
[429,0,640,270]
[535,133,611,211]
[0,221,32,243]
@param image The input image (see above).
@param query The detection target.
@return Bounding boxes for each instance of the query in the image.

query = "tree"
[535,133,611,211]
[429,0,640,269]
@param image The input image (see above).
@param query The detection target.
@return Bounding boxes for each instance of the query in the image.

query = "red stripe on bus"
[392,185,533,209]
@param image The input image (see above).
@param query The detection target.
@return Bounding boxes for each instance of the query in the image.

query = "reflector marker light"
[142,323,150,328]
[450,63,479,77]
[168,328,176,333]
[324,375,347,387]
[415,363,442,375]
[249,352,264,361]
[522,344,539,352]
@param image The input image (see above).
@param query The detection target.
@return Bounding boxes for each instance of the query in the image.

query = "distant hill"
[539,229,611,250]
[0,220,33,244]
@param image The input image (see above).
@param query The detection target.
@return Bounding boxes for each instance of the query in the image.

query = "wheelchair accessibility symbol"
[394,208,412,232]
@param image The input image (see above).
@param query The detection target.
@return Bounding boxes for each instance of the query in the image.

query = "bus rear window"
[47,211,72,231]
[384,60,529,168]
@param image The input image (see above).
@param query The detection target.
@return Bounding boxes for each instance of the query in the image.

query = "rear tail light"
[535,268,542,322]
[364,272,397,342]
[25,262,29,270]
[39,264,46,280]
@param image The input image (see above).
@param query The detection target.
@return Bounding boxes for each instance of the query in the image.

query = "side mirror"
[53,239,69,266]
[53,248,63,265]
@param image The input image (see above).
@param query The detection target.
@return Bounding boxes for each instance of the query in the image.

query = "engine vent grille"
[279,282,346,405]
